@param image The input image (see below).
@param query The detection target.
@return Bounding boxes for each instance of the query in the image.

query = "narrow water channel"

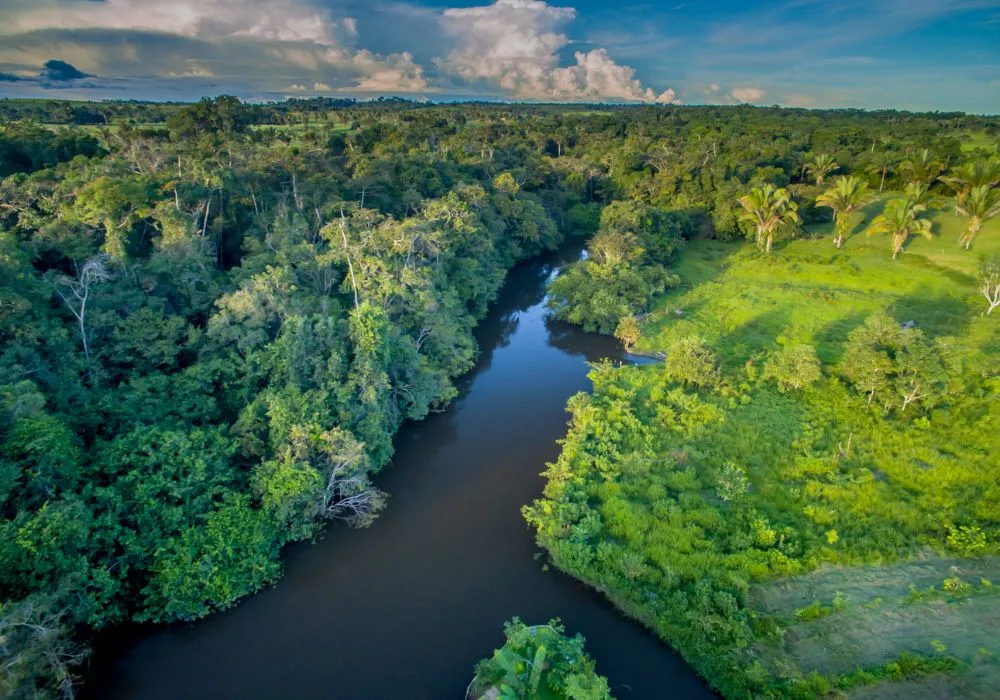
[83,243,715,699]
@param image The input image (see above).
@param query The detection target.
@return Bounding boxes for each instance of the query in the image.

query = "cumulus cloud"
[0,0,677,102]
[730,86,765,102]
[3,0,345,46]
[0,0,428,94]
[438,0,677,102]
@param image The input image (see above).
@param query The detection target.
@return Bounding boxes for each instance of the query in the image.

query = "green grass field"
[960,130,998,154]
[637,198,1000,365]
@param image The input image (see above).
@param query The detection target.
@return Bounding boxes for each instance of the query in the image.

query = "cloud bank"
[0,0,678,102]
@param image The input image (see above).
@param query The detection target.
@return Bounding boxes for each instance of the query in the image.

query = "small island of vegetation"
[469,618,613,700]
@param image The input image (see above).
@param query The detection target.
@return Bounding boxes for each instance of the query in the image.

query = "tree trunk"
[766,235,773,255]
[879,168,887,192]
[339,213,360,311]
[200,197,211,254]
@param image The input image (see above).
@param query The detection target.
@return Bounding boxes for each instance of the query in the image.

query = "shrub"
[664,336,721,389]
[762,343,822,392]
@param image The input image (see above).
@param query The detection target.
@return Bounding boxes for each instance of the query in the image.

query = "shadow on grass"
[814,312,870,365]
[717,308,792,364]
[890,288,974,338]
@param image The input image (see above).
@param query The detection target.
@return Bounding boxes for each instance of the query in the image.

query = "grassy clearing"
[636,199,1000,365]
[960,130,998,154]
[752,556,1000,697]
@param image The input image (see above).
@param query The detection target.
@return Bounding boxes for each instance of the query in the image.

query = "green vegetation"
[526,123,1000,696]
[1,97,582,698]
[2,95,998,698]
[469,618,612,700]
[527,207,1000,695]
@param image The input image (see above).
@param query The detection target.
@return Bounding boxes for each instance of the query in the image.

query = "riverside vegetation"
[528,121,1000,696]
[1,97,998,698]
[469,618,612,700]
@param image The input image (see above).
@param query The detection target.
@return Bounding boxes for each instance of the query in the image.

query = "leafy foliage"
[470,618,613,700]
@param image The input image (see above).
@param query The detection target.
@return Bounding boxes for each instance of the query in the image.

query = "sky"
[0,0,998,112]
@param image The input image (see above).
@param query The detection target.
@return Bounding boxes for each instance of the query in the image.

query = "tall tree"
[867,151,896,192]
[737,184,801,254]
[816,176,873,248]
[47,255,114,371]
[955,184,1000,250]
[866,197,933,259]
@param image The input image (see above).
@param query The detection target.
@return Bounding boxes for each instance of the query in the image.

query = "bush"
[664,336,721,389]
[762,343,822,392]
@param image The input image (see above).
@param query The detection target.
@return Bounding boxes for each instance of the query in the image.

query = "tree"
[867,151,896,192]
[903,187,943,218]
[816,176,873,248]
[614,315,641,351]
[866,197,932,259]
[939,157,1000,209]
[955,185,1000,250]
[737,184,801,255]
[899,148,944,186]
[0,596,88,700]
[763,343,822,392]
[980,257,1000,315]
[139,494,280,622]
[47,255,113,371]
[840,313,945,413]
[663,336,721,389]
[804,153,838,186]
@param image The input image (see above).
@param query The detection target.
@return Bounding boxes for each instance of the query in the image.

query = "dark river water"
[83,243,714,700]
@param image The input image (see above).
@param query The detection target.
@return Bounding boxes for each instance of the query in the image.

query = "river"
[83,243,715,700]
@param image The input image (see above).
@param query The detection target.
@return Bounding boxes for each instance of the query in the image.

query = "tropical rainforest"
[0,96,998,699]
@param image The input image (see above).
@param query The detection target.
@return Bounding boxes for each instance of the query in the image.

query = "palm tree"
[738,184,801,255]
[955,185,1000,250]
[816,176,874,248]
[804,153,839,186]
[867,151,896,192]
[899,148,944,186]
[939,157,1000,210]
[903,181,941,208]
[866,198,933,260]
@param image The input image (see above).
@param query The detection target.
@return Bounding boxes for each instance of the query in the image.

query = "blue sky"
[0,0,998,112]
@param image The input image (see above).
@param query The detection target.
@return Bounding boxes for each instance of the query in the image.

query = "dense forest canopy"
[1,96,998,699]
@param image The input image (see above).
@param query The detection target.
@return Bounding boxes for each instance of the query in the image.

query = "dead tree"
[49,255,113,369]
[981,259,1000,315]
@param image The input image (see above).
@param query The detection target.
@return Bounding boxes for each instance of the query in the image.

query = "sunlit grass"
[637,197,1000,365]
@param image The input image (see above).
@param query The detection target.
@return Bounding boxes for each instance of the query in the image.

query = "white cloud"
[438,0,677,102]
[730,86,765,102]
[4,0,341,45]
[352,51,428,92]
[0,0,428,93]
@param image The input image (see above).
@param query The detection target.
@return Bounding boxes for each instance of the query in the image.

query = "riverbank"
[82,244,713,700]
[526,212,1000,697]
